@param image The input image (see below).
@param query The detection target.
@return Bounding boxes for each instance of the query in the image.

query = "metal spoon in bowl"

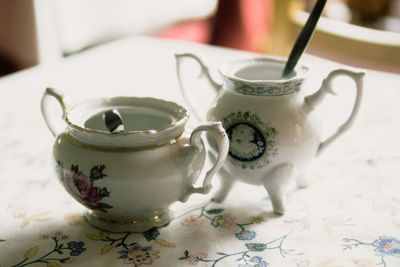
[103,109,124,133]
[281,0,328,79]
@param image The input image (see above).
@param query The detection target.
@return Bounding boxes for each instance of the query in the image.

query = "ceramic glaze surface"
[209,93,318,174]
[176,53,364,215]
[41,89,229,232]
[53,131,205,224]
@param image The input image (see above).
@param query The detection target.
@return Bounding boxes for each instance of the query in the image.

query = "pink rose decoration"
[60,164,112,212]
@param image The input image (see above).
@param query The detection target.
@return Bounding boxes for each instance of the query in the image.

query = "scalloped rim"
[65,96,189,136]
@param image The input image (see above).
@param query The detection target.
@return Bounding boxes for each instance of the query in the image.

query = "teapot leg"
[262,163,295,215]
[296,175,309,188]
[212,166,235,203]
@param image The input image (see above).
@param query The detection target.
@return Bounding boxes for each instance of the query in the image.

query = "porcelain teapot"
[176,53,364,214]
[41,88,229,232]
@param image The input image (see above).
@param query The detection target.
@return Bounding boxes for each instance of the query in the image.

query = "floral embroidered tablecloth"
[1,36,400,267]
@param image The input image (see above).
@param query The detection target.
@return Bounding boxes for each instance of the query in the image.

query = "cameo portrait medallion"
[222,111,278,169]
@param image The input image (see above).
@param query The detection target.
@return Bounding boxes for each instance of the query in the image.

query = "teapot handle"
[41,87,69,137]
[175,53,222,122]
[305,69,365,156]
[187,122,229,197]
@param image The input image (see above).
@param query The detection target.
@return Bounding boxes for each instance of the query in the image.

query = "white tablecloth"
[1,36,400,267]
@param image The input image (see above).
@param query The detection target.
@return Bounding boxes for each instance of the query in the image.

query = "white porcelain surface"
[176,53,365,215]
[41,88,229,232]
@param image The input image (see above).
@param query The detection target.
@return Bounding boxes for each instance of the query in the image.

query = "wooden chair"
[267,0,400,74]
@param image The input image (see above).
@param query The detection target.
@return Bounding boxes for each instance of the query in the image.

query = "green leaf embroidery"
[143,228,160,241]
[206,209,224,215]
[245,243,267,252]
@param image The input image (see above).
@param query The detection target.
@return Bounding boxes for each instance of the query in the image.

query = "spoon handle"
[281,0,327,78]
[104,109,124,133]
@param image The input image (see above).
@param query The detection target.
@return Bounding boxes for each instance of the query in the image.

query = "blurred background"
[1,0,399,77]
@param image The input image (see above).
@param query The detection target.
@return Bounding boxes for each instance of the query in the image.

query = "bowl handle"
[186,122,229,198]
[41,87,69,137]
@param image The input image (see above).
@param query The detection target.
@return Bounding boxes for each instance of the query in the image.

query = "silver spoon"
[281,0,328,78]
[103,109,124,133]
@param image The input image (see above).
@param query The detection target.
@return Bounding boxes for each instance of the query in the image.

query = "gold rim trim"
[64,96,189,136]
[87,209,169,225]
[64,131,184,152]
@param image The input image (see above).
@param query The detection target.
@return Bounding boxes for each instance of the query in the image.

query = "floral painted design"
[118,243,160,265]
[282,218,311,231]
[372,236,400,258]
[68,241,86,256]
[181,215,205,227]
[56,162,112,212]
[211,214,236,229]
[354,259,375,267]
[238,256,269,267]
[10,231,86,267]
[64,212,88,227]
[178,201,266,242]
[316,258,343,267]
[295,259,310,267]
[179,232,299,266]
[248,216,267,224]
[18,211,53,228]
[343,235,400,266]
[39,230,69,241]
[183,251,208,265]
[235,230,257,241]
[86,228,175,256]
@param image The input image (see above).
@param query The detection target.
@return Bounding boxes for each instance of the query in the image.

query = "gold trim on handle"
[87,209,169,225]
[63,131,185,152]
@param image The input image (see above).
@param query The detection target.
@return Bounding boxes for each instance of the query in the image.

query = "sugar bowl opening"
[65,96,189,147]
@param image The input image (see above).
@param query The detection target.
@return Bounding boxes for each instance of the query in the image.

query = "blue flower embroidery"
[67,241,86,256]
[118,243,160,265]
[235,230,256,241]
[372,236,400,258]
[238,256,269,267]
[210,214,236,229]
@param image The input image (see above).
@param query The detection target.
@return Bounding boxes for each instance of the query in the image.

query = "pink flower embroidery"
[64,257,75,264]
[51,230,69,241]
[39,231,68,241]
[186,252,207,265]
[354,259,374,267]
[181,215,205,227]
